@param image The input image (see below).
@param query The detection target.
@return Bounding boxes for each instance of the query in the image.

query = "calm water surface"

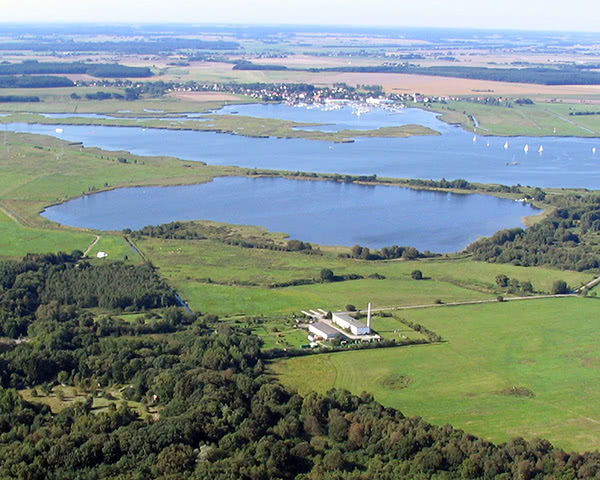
[6,105,600,188]
[42,177,539,252]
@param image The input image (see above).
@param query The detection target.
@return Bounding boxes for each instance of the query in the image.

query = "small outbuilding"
[96,251,108,259]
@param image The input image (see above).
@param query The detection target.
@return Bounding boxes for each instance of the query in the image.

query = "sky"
[2,0,600,32]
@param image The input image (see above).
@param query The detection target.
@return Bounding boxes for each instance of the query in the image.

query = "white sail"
[504,141,509,149]
[524,144,529,153]
[538,145,544,154]
[593,147,597,154]
[473,135,477,142]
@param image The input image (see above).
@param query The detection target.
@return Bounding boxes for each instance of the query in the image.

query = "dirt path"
[577,275,600,293]
[83,235,100,257]
[544,109,598,135]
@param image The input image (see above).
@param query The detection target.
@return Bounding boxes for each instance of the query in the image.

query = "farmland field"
[138,234,593,317]
[272,297,600,452]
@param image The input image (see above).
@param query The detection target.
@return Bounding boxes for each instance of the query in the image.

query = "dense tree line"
[0,38,240,54]
[233,60,289,71]
[130,222,320,255]
[316,65,600,86]
[0,95,40,102]
[0,61,152,78]
[0,253,177,338]
[0,75,74,88]
[340,244,438,261]
[232,62,600,86]
[404,178,474,190]
[466,193,600,271]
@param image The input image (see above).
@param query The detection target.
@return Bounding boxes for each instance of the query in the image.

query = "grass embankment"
[428,99,600,137]
[272,297,600,452]
[0,112,438,143]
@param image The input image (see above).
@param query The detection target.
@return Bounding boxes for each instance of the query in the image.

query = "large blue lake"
[4,103,594,250]
[42,176,539,253]
[6,104,600,189]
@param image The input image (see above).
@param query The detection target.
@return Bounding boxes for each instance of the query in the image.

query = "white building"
[309,321,340,341]
[332,312,370,336]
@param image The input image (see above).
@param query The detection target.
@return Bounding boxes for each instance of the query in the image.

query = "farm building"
[308,322,340,341]
[332,312,370,336]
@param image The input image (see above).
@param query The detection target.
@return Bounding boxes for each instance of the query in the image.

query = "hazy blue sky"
[3,0,599,32]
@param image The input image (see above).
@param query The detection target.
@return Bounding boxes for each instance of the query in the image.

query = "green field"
[19,385,154,419]
[139,234,593,318]
[272,297,600,452]
[0,112,438,143]
[0,86,243,114]
[430,100,600,137]
[0,208,95,258]
[0,131,245,226]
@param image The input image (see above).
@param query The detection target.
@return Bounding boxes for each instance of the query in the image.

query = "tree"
[552,280,569,295]
[345,304,356,312]
[496,274,509,288]
[320,268,334,283]
[411,270,423,280]
[521,281,534,293]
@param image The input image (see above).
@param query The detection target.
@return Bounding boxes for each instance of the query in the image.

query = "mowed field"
[431,100,600,137]
[272,297,600,452]
[138,235,593,317]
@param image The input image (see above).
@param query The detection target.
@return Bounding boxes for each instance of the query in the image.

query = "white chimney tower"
[367,303,372,331]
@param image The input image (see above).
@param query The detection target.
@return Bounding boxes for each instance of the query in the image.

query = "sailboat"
[593,147,597,154]
[524,144,529,153]
[504,141,509,150]
[473,135,477,142]
[486,142,490,147]
[538,145,544,154]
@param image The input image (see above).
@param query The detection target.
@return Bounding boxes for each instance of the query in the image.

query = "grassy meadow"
[0,111,438,143]
[19,385,155,419]
[138,233,593,318]
[272,297,600,452]
[0,208,95,258]
[430,100,600,137]
[0,86,243,114]
[0,131,244,226]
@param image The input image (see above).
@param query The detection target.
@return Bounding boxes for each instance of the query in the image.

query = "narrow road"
[83,235,100,257]
[359,293,580,315]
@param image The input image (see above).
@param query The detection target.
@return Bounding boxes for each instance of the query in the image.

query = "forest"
[0,252,177,338]
[2,252,600,479]
[0,76,74,88]
[0,61,153,78]
[466,193,600,271]
[0,95,40,102]
[0,38,240,54]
